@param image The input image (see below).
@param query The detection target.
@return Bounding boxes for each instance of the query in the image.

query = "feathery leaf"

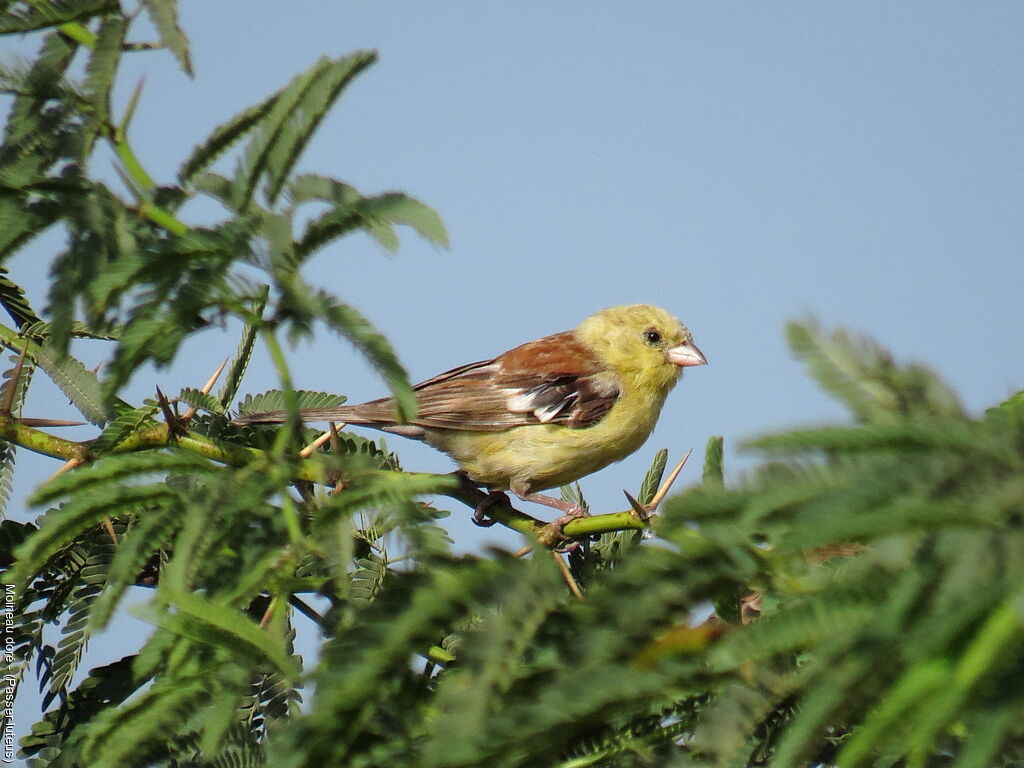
[139,0,193,76]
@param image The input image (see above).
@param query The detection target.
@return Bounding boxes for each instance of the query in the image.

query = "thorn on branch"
[17,418,87,427]
[46,457,82,483]
[624,449,694,521]
[0,340,29,415]
[647,448,693,510]
[102,517,119,545]
[299,427,337,459]
[155,386,186,437]
[180,358,228,425]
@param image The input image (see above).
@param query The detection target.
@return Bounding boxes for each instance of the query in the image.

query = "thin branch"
[0,412,652,544]
[552,551,584,599]
[0,416,89,462]
[288,595,324,626]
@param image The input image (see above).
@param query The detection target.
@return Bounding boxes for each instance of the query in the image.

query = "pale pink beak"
[667,341,707,367]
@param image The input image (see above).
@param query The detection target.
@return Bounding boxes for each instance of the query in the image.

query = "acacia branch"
[0,414,650,546]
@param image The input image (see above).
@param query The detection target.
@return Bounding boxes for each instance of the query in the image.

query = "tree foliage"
[1,4,1023,768]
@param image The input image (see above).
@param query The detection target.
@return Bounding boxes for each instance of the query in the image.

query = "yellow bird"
[237,304,706,531]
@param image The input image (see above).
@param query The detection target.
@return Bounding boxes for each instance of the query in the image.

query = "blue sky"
[121,3,1024,522]
[7,0,1024,544]
[5,0,1024,742]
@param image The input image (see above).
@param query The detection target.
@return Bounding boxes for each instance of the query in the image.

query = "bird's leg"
[512,491,591,541]
[451,471,503,527]
[471,490,506,528]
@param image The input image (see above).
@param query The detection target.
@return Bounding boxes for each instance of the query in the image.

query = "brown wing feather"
[399,331,620,431]
[242,331,623,432]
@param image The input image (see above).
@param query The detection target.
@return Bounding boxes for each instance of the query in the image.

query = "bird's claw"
[540,504,590,551]
[472,490,506,527]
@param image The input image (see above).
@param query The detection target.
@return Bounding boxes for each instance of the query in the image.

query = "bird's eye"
[644,329,662,346]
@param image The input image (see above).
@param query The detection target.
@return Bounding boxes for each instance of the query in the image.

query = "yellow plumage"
[432,305,692,494]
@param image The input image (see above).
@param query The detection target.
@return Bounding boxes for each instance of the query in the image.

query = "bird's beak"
[667,341,707,368]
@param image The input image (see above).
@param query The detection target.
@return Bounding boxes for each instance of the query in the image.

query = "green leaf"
[191,169,236,203]
[953,704,1018,768]
[0,267,41,327]
[0,332,112,425]
[0,349,34,518]
[985,389,1024,419]
[233,51,376,211]
[1,30,77,160]
[139,0,193,77]
[236,389,346,417]
[319,299,414,422]
[0,0,114,34]
[0,440,17,520]
[46,543,112,704]
[787,320,964,423]
[313,470,455,531]
[80,676,210,766]
[261,53,376,207]
[179,94,280,184]
[90,404,160,454]
[31,450,217,506]
[835,659,951,768]
[0,192,64,259]
[559,481,589,513]
[637,448,668,506]
[747,421,979,456]
[356,192,449,248]
[46,185,138,357]
[20,319,120,340]
[178,386,226,415]
[6,485,177,590]
[0,520,35,568]
[702,435,724,487]
[88,503,183,631]
[140,588,301,681]
[297,188,449,259]
[80,13,126,158]
[218,304,264,409]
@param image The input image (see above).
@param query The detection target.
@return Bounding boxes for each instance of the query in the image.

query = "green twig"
[111,127,157,192]
[0,412,650,546]
[58,22,96,47]
[0,415,87,462]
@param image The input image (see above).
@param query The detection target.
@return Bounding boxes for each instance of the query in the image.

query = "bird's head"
[576,304,706,392]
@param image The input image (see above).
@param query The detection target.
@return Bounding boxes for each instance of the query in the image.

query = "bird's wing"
[352,331,622,431]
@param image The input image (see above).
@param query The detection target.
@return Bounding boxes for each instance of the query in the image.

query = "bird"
[236,304,706,534]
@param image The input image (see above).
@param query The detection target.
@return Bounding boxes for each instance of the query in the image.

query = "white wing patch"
[505,386,580,423]
[534,397,575,423]
[505,391,535,413]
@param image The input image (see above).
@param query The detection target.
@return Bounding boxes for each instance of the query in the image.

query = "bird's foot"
[471,490,506,528]
[512,491,591,548]
[548,508,590,550]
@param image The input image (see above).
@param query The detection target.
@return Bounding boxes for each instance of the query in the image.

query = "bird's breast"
[429,384,670,493]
